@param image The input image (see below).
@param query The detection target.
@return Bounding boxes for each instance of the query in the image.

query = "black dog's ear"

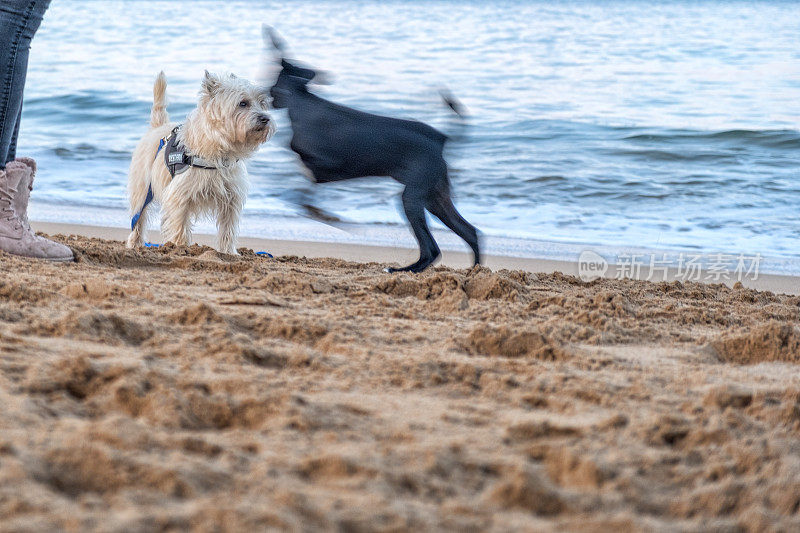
[296,66,318,82]
[281,59,317,83]
[263,24,286,60]
[311,71,332,85]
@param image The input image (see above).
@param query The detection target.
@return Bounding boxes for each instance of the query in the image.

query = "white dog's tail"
[150,71,169,128]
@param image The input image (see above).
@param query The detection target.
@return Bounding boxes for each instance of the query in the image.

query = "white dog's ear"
[202,70,221,95]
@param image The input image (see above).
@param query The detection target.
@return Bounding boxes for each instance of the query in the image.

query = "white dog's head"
[185,71,275,161]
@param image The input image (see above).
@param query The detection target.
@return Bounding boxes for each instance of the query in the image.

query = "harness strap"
[130,136,168,230]
[130,125,222,231]
[164,126,218,177]
[130,185,154,231]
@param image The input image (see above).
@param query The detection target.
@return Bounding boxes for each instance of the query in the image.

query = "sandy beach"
[2,223,800,532]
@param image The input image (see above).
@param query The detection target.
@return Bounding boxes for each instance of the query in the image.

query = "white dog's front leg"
[216,203,241,255]
[161,187,193,246]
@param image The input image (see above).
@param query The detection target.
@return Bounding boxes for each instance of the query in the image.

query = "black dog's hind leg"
[426,184,481,266]
[386,187,441,273]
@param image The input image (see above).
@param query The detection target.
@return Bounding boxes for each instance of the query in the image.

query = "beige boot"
[0,161,73,261]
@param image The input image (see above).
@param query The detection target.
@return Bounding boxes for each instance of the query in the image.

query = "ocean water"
[18,0,800,271]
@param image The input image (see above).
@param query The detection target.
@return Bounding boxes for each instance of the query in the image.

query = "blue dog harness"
[130,126,219,230]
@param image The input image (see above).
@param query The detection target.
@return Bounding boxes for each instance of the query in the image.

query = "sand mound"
[463,269,527,301]
[483,464,567,515]
[376,272,463,298]
[249,316,330,345]
[544,447,606,490]
[111,377,288,431]
[21,355,127,400]
[0,280,51,303]
[60,279,130,300]
[703,385,754,409]
[461,325,568,360]
[375,272,469,312]
[506,418,583,441]
[169,256,252,274]
[711,321,800,364]
[27,310,153,346]
[170,303,225,326]
[377,269,527,303]
[27,430,231,501]
[298,454,374,480]
[69,235,165,267]
[254,272,335,296]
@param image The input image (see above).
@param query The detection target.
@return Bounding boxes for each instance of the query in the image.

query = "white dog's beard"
[250,120,276,145]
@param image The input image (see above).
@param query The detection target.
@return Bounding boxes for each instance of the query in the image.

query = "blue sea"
[18,0,800,273]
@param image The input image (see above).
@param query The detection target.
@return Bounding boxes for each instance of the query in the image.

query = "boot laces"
[0,188,23,231]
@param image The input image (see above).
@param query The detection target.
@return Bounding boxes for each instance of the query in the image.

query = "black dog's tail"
[438,88,468,146]
[439,88,466,118]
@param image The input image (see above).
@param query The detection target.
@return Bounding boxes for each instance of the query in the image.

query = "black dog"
[264,27,480,273]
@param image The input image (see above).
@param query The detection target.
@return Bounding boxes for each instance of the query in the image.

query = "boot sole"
[2,252,75,262]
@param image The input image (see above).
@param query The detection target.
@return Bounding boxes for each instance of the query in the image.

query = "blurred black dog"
[264,26,480,273]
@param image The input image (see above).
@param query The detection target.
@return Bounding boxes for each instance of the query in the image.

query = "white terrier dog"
[126,71,274,254]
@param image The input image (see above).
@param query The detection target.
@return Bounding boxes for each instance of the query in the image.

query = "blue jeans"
[0,0,50,169]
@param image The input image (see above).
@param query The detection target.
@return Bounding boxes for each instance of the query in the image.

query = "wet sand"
[2,228,800,531]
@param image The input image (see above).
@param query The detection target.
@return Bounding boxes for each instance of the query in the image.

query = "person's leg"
[6,106,22,164]
[0,0,51,168]
[0,0,72,261]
